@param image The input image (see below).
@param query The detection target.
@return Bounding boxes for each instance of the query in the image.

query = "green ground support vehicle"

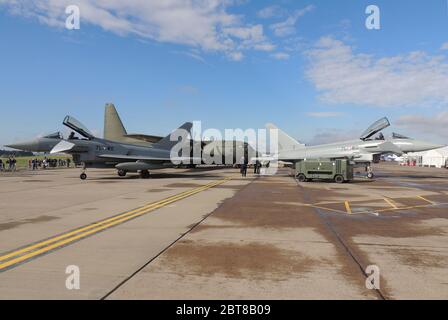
[295,159,354,183]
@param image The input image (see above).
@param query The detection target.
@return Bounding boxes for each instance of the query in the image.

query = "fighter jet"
[266,118,439,179]
[51,115,195,180]
[266,117,444,178]
[5,103,163,153]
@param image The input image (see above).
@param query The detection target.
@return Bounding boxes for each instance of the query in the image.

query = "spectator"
[12,157,17,172]
[240,163,247,177]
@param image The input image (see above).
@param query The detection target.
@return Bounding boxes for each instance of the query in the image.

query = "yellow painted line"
[384,198,398,209]
[344,201,352,214]
[0,179,221,264]
[0,177,232,272]
[417,196,436,205]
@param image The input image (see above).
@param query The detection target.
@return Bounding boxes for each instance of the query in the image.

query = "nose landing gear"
[80,163,87,180]
[117,169,127,177]
[366,166,374,179]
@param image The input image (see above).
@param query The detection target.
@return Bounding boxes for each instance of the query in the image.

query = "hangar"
[408,147,448,168]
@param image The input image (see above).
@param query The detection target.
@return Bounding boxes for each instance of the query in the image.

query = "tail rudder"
[266,123,305,152]
[153,122,193,150]
[104,103,127,141]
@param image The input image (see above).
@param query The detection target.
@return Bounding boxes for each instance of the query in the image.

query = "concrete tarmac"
[0,164,447,299]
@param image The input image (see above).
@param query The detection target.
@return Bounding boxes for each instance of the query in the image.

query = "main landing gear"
[140,170,151,179]
[117,169,127,177]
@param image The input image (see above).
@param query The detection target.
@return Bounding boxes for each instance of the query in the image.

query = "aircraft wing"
[98,154,201,162]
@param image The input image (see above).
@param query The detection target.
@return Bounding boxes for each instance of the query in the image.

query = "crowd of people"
[0,156,17,172]
[28,158,71,170]
[0,156,72,172]
[240,160,262,177]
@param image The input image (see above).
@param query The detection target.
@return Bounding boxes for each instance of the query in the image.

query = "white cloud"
[441,42,448,50]
[306,112,344,118]
[271,52,290,60]
[306,37,448,108]
[228,51,244,61]
[0,0,274,60]
[257,5,284,19]
[308,128,359,145]
[396,112,448,138]
[270,5,314,37]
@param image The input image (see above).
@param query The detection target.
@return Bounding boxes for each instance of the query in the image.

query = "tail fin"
[104,103,127,141]
[153,122,193,150]
[266,123,305,152]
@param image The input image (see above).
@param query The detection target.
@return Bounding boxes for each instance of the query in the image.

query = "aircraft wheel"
[367,172,374,179]
[140,170,150,179]
[297,174,307,183]
[80,173,87,180]
[334,175,345,184]
[117,169,127,177]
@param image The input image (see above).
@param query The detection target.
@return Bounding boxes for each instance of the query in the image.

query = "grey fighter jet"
[51,116,195,180]
[266,117,444,178]
[5,103,163,153]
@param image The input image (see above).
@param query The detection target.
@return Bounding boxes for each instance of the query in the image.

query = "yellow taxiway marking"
[0,177,232,272]
[417,196,436,205]
[384,198,398,209]
[344,201,352,214]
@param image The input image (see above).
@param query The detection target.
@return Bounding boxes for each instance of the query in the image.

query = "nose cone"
[413,141,446,152]
[5,138,58,153]
[5,141,39,151]
[393,139,446,153]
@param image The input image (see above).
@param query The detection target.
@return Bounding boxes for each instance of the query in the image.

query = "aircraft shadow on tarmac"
[87,173,226,181]
[376,173,448,180]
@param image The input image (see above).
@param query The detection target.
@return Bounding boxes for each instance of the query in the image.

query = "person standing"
[241,163,247,177]
[12,157,17,172]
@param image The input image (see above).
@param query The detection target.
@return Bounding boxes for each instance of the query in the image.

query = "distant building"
[408,147,448,169]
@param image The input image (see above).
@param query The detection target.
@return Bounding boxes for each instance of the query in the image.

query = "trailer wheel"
[334,175,344,184]
[367,172,374,179]
[297,174,307,183]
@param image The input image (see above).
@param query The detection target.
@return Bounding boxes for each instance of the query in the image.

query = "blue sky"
[1,0,447,147]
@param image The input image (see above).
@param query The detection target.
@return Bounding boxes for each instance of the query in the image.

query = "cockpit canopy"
[44,132,63,139]
[392,132,411,140]
[63,116,95,139]
[360,117,390,141]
